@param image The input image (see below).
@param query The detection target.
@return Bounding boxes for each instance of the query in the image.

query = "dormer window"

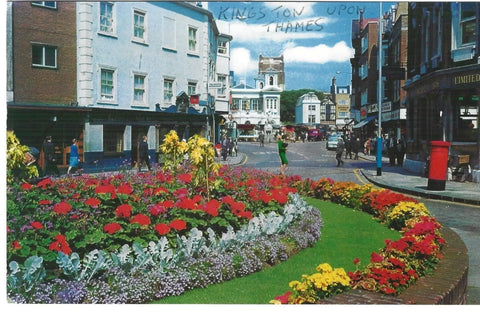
[269,76,274,85]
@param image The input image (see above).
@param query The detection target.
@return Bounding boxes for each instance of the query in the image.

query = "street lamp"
[376,2,383,176]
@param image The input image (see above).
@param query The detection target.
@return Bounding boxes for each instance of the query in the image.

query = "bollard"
[427,141,451,190]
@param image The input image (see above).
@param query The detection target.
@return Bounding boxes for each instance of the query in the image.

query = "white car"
[326,135,339,150]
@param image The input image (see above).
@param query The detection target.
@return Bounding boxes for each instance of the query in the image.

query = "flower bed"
[272,179,446,304]
[7,165,322,303]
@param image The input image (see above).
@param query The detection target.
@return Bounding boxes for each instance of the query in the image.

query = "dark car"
[307,129,323,141]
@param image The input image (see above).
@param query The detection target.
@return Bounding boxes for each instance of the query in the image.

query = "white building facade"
[295,92,321,125]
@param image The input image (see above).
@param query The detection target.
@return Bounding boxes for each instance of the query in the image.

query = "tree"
[280,89,325,124]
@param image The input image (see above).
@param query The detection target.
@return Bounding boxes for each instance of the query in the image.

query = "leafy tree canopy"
[280,89,325,124]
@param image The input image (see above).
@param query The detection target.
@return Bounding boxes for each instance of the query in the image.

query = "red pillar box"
[427,141,451,191]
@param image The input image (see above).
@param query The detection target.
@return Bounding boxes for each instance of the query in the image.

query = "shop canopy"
[353,116,376,129]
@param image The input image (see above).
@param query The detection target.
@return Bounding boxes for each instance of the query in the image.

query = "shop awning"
[353,116,376,129]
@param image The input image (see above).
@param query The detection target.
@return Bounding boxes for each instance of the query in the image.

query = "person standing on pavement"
[364,138,371,155]
[388,133,397,166]
[258,131,265,147]
[396,136,406,166]
[278,134,288,175]
[344,136,352,159]
[139,135,151,171]
[336,138,345,167]
[220,134,229,161]
[67,138,79,175]
[42,135,59,176]
[352,137,361,160]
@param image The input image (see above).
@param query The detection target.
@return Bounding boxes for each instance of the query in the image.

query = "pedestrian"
[42,135,59,176]
[258,131,265,147]
[345,136,352,159]
[228,137,234,155]
[353,137,361,160]
[278,134,288,175]
[396,136,406,166]
[336,138,345,167]
[364,138,371,155]
[67,138,80,175]
[220,134,229,161]
[388,134,397,166]
[139,135,151,171]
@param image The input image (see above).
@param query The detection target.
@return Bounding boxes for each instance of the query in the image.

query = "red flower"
[103,222,122,234]
[49,234,72,255]
[204,199,220,217]
[117,183,134,195]
[353,257,360,265]
[169,219,187,231]
[53,202,72,215]
[370,252,384,263]
[155,223,171,235]
[130,214,151,226]
[84,198,101,207]
[95,184,117,199]
[11,240,21,250]
[153,187,169,195]
[38,199,52,205]
[30,221,43,230]
[115,204,132,218]
[221,195,235,205]
[178,173,192,183]
[20,182,32,190]
[274,291,292,304]
[36,177,52,189]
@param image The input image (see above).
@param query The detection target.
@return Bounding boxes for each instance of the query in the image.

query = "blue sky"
[206,1,395,92]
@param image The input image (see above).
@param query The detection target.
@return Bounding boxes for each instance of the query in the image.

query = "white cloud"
[229,17,336,43]
[230,47,257,74]
[263,2,316,17]
[283,41,354,64]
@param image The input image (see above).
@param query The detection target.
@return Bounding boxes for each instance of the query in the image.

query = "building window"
[103,125,124,154]
[218,40,227,54]
[460,3,476,45]
[32,44,57,68]
[164,79,174,104]
[242,99,250,111]
[269,76,274,85]
[217,75,227,96]
[231,98,239,111]
[188,82,197,95]
[100,2,115,34]
[100,68,115,101]
[308,115,316,124]
[163,17,176,50]
[361,33,368,53]
[31,1,56,9]
[308,105,316,111]
[453,94,479,142]
[133,74,147,104]
[133,10,146,42]
[250,99,259,111]
[188,26,198,52]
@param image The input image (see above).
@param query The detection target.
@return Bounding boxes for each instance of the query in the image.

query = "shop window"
[453,95,478,142]
[104,125,124,154]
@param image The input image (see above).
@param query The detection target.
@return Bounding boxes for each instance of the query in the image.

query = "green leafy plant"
[6,131,39,183]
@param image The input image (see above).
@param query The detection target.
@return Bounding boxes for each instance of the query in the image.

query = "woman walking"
[278,135,288,175]
[67,138,79,175]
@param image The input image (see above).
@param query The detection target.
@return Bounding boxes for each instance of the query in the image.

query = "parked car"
[326,134,340,150]
[307,129,323,141]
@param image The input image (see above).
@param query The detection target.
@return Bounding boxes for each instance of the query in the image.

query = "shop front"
[403,65,480,177]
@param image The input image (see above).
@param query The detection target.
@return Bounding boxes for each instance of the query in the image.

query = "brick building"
[403,2,480,179]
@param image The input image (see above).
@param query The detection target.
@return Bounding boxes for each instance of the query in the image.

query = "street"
[237,140,480,304]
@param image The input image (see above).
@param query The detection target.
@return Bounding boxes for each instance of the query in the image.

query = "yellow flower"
[316,263,333,273]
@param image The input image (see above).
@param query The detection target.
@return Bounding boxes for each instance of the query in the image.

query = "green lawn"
[155,198,401,304]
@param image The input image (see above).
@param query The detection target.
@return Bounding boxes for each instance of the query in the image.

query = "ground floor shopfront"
[403,64,480,181]
[8,105,218,173]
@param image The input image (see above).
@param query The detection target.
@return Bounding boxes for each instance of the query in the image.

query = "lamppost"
[376,2,383,176]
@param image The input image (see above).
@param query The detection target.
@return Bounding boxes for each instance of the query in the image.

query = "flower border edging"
[318,226,468,304]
